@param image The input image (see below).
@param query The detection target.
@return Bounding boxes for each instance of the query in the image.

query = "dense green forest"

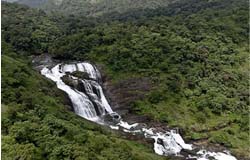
[2,0,249,159]
[2,38,168,160]
[14,0,177,16]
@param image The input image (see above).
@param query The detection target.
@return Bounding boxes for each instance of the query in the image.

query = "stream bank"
[32,54,239,160]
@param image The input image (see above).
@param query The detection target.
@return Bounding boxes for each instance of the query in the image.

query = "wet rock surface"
[102,75,154,124]
[97,64,241,160]
[98,66,175,131]
[34,55,240,160]
[103,77,152,111]
[31,54,58,71]
[32,54,74,111]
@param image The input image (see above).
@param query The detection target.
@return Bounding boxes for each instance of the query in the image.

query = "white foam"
[41,64,99,121]
[41,62,238,160]
[60,62,100,80]
[196,150,237,160]
[110,125,119,130]
[118,121,139,130]
[171,131,192,150]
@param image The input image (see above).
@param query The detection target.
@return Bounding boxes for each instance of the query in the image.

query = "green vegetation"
[16,0,176,16]
[2,2,61,54]
[1,47,168,159]
[47,0,249,158]
[2,0,249,159]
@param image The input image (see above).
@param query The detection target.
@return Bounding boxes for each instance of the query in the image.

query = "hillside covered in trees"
[2,46,169,160]
[10,0,177,16]
[1,0,249,159]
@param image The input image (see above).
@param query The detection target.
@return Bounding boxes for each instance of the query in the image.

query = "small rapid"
[41,62,237,160]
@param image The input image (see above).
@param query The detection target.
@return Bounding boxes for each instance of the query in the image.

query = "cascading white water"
[61,63,101,80]
[41,62,237,160]
[41,63,103,121]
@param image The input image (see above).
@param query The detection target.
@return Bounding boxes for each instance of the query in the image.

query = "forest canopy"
[1,0,249,159]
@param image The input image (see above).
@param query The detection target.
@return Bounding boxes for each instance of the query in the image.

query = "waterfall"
[41,63,106,122]
[60,63,101,80]
[41,62,237,160]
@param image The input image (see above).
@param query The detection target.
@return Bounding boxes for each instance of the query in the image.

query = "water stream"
[41,62,237,160]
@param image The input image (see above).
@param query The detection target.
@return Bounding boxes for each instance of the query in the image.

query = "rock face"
[104,77,152,111]
[98,66,171,127]
[100,71,153,123]
[31,54,58,71]
[35,57,240,160]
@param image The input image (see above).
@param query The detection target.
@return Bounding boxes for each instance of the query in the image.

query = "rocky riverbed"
[32,54,240,160]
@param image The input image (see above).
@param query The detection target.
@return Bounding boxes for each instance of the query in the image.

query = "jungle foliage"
[1,44,168,160]
[1,0,249,159]
[15,0,176,16]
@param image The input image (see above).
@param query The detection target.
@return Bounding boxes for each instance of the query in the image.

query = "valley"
[1,0,249,159]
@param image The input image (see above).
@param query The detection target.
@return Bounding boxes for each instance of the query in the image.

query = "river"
[41,62,237,160]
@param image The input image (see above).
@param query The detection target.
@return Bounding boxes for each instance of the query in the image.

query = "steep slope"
[48,0,249,159]
[2,0,19,2]
[15,0,177,16]
[1,3,170,160]
[1,0,249,159]
[16,0,48,7]
[1,44,169,160]
[2,2,61,54]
